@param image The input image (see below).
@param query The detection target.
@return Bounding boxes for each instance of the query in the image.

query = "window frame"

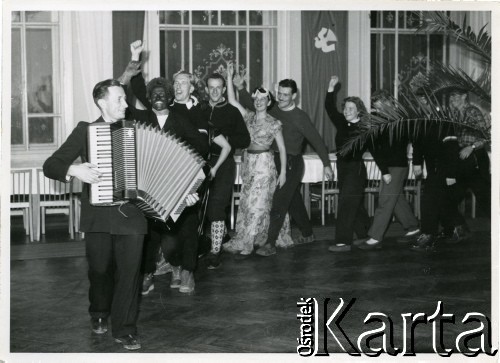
[158,10,277,92]
[11,12,62,156]
[370,10,449,99]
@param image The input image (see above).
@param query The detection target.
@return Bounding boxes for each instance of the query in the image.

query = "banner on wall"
[301,11,348,152]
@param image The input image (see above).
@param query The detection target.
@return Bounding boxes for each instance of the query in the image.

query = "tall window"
[159,11,277,100]
[11,11,61,149]
[370,11,448,96]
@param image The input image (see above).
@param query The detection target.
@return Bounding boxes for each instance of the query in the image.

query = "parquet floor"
[8,212,494,359]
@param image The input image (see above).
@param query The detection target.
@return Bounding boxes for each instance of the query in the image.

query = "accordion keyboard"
[88,123,116,205]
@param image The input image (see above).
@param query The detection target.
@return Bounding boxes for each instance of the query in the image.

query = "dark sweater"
[412,122,459,178]
[367,121,410,175]
[201,99,250,156]
[324,91,366,162]
[238,88,330,167]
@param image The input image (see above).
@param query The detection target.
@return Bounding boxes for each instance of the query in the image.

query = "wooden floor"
[8,211,494,357]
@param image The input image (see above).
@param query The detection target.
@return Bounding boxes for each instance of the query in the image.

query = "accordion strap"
[197,179,211,236]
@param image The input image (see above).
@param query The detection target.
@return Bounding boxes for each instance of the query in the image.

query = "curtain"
[72,12,113,123]
[301,11,348,152]
[112,11,145,79]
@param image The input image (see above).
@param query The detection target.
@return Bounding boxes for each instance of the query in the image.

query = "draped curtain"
[72,12,113,123]
[112,11,145,79]
[301,11,348,152]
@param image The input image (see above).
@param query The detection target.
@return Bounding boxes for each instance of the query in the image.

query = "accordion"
[87,120,206,223]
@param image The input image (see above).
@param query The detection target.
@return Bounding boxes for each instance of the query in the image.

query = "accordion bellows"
[88,120,206,222]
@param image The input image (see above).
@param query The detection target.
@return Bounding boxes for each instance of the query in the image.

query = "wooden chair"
[310,166,340,226]
[459,188,476,219]
[230,160,243,230]
[10,169,34,242]
[403,160,422,219]
[36,168,75,239]
[364,159,382,217]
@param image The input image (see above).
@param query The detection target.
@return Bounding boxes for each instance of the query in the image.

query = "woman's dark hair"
[252,87,276,110]
[342,96,368,116]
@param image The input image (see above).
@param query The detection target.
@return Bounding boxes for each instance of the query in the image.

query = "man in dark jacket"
[125,73,208,296]
[201,72,250,268]
[411,118,463,252]
[43,79,147,350]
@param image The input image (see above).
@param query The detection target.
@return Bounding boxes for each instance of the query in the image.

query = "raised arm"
[117,40,143,86]
[226,62,248,118]
[232,66,256,112]
[124,40,152,109]
[324,76,344,129]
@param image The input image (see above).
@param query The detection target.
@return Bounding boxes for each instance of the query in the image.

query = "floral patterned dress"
[226,112,294,255]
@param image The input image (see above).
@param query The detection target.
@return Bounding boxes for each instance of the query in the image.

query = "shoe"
[141,273,154,295]
[170,265,182,289]
[353,238,366,246]
[154,260,173,276]
[296,234,315,245]
[234,253,252,260]
[255,244,277,257]
[91,317,108,335]
[357,238,382,250]
[179,270,195,294]
[223,244,241,255]
[445,225,471,244]
[411,233,435,252]
[207,252,221,270]
[114,334,141,350]
[397,229,421,243]
[328,243,351,252]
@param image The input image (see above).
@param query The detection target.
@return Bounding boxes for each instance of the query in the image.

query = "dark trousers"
[334,160,370,245]
[161,205,199,272]
[420,171,463,235]
[142,204,200,274]
[207,157,236,222]
[86,232,144,338]
[266,153,313,247]
[455,153,491,218]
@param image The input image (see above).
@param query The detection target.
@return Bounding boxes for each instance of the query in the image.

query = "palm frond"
[339,92,490,156]
[417,11,491,64]
[424,62,491,104]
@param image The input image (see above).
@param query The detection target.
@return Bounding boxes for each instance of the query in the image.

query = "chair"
[310,165,339,226]
[364,159,382,217]
[230,160,243,230]
[10,169,34,242]
[403,160,422,219]
[459,188,476,219]
[36,168,75,239]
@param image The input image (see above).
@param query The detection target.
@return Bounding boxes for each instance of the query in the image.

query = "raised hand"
[130,40,144,61]
[328,76,339,92]
[232,67,248,91]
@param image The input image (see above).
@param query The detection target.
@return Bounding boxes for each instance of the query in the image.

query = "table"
[233,152,382,216]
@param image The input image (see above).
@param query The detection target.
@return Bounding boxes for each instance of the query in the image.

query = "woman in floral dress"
[224,63,294,256]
